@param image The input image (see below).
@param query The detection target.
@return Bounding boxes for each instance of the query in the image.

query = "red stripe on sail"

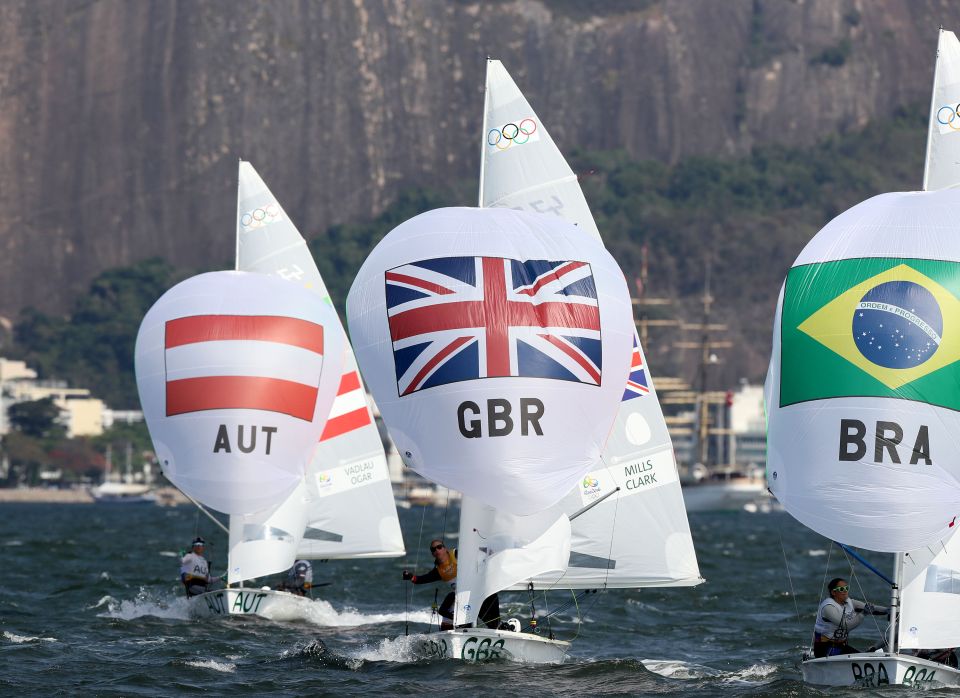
[166,315,324,354]
[337,371,362,395]
[319,407,372,441]
[166,376,319,421]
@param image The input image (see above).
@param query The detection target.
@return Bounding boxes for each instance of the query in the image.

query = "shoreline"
[0,486,189,505]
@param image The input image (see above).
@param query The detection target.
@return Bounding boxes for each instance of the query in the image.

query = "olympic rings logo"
[240,202,283,229]
[936,102,960,132]
[487,117,538,151]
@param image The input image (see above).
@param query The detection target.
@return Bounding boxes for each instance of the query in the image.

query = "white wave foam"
[96,589,193,621]
[158,550,180,558]
[4,540,23,546]
[346,634,429,663]
[184,659,236,673]
[642,659,721,679]
[4,631,57,644]
[261,596,433,627]
[808,549,828,557]
[722,662,778,683]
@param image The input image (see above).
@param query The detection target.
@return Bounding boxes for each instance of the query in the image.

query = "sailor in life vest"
[281,559,313,597]
[179,537,215,597]
[813,577,888,657]
[402,538,500,630]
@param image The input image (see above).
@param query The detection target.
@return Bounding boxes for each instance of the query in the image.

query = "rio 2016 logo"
[487,118,539,151]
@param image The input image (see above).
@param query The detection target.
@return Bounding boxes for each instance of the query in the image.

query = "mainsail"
[226,162,404,585]
[476,60,700,593]
[923,28,960,192]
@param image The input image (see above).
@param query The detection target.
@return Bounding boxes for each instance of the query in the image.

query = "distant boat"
[90,481,157,504]
[91,444,156,504]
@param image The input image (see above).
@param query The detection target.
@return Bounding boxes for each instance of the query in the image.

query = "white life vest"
[814,597,862,639]
[180,552,210,580]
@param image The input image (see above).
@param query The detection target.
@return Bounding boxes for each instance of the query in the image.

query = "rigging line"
[407,504,428,635]
[839,546,886,641]
[777,523,802,628]
[441,487,452,541]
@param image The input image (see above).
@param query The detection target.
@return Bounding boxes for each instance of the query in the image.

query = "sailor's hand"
[862,603,875,615]
[402,570,413,581]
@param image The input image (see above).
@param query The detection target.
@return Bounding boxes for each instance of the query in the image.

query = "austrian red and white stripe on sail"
[320,370,373,441]
[164,314,325,421]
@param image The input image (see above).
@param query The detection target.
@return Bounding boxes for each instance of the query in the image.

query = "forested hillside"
[7,104,927,408]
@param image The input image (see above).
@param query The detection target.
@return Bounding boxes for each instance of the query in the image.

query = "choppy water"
[1,503,905,695]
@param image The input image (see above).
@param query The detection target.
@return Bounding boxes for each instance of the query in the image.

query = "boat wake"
[289,599,434,628]
[94,589,193,621]
[343,634,433,663]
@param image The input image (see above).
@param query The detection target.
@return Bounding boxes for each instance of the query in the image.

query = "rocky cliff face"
[0,0,956,321]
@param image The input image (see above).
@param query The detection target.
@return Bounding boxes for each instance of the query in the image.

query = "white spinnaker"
[236,161,404,561]
[453,496,571,627]
[227,481,308,585]
[135,271,344,516]
[765,190,960,552]
[478,60,699,587]
[346,206,636,515]
[923,29,960,192]
[899,530,960,650]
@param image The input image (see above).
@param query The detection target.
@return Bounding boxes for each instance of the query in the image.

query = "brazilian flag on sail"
[780,257,960,409]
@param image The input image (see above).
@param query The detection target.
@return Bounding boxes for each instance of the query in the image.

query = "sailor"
[402,539,500,630]
[281,559,313,597]
[179,537,215,597]
[813,577,888,657]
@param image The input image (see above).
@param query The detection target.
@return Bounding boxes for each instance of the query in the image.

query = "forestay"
[900,530,960,650]
[236,162,404,560]
[923,29,960,192]
[479,60,699,587]
[765,190,960,552]
[346,206,635,515]
[135,271,344,515]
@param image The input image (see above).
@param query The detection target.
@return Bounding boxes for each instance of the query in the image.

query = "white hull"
[802,652,960,687]
[416,627,569,664]
[187,587,314,621]
[680,480,768,512]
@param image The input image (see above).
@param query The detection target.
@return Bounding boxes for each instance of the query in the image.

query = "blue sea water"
[0,503,900,696]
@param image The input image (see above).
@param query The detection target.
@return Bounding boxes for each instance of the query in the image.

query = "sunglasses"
[430,544,445,552]
[831,585,849,592]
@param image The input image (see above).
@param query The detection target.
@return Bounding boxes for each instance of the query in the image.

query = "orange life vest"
[436,549,457,582]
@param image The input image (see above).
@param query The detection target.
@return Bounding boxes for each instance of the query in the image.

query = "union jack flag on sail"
[622,335,650,401]
[385,256,602,395]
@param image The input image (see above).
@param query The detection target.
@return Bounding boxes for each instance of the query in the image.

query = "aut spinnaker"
[136,270,344,515]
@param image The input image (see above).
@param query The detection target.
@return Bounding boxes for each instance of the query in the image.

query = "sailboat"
[348,204,638,662]
[764,28,960,688]
[183,162,406,619]
[446,60,701,654]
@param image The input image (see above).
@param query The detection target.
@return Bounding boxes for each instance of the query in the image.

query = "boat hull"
[416,627,569,664]
[187,587,313,620]
[802,652,960,687]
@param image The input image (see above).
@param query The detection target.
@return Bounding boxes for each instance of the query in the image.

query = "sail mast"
[478,58,492,207]
[887,552,903,654]
[922,27,944,191]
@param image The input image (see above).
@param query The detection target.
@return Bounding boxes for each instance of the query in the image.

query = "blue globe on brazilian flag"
[781,258,960,409]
